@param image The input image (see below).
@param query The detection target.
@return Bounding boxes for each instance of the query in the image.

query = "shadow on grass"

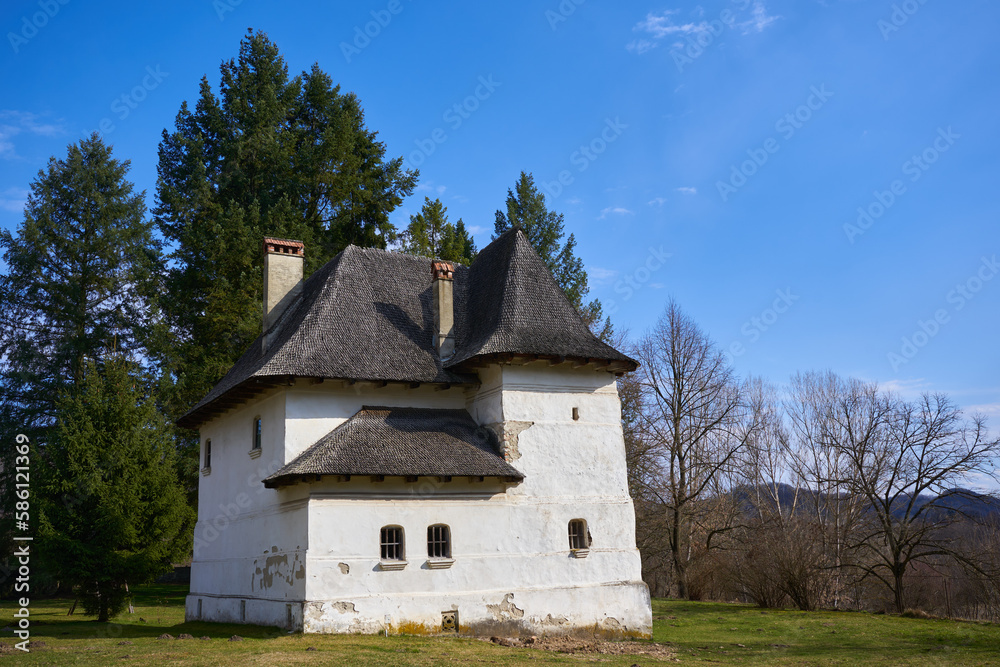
[23,583,289,643]
[30,620,289,642]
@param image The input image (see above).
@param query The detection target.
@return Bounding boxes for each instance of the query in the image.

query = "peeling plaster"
[488,421,533,462]
[600,617,622,631]
[252,550,304,591]
[338,562,350,574]
[486,593,525,621]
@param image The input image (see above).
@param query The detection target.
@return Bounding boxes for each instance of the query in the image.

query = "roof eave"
[448,352,638,375]
[263,472,525,490]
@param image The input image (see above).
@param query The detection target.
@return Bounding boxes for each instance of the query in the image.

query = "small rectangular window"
[427,524,451,559]
[381,526,404,561]
[205,439,212,469]
[253,417,262,450]
[568,520,588,550]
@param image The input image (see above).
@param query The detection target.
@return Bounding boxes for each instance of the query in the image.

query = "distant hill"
[730,484,1000,521]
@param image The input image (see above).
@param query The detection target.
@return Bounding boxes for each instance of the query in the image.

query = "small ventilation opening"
[441,610,458,632]
[240,599,246,622]
[197,598,203,620]
[572,407,580,421]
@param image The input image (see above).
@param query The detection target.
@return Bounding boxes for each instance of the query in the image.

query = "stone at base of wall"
[187,581,651,639]
[185,594,303,632]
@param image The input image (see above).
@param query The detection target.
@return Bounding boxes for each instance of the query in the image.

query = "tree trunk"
[670,505,688,599]
[892,567,906,613]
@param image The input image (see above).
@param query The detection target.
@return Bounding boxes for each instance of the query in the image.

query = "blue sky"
[2,0,998,433]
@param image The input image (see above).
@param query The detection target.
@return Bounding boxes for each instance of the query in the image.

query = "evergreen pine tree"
[0,134,161,546]
[493,171,610,337]
[0,133,157,429]
[400,197,477,264]
[153,30,417,470]
[0,134,175,588]
[37,357,194,622]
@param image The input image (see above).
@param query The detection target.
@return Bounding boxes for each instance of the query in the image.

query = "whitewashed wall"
[186,365,651,637]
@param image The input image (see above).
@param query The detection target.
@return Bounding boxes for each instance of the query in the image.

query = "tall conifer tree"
[400,197,477,265]
[0,133,156,432]
[38,357,193,621]
[153,29,417,434]
[0,134,164,581]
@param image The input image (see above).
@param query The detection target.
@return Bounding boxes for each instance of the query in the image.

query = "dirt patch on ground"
[484,635,677,659]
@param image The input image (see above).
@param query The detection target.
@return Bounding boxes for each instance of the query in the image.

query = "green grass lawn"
[2,585,999,665]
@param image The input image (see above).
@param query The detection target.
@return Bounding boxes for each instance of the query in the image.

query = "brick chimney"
[263,238,304,351]
[431,260,455,360]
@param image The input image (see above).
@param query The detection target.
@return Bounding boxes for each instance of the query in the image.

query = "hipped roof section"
[262,406,523,487]
[178,228,637,429]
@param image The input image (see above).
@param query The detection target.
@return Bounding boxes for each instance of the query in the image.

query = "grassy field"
[2,585,1000,665]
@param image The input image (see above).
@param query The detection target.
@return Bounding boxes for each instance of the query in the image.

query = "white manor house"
[179,229,651,636]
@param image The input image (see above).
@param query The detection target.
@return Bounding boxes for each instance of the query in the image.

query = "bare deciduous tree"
[783,372,871,609]
[814,379,1000,612]
[632,300,764,599]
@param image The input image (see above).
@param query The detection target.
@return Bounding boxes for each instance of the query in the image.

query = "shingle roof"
[178,228,637,429]
[450,228,635,367]
[262,406,523,487]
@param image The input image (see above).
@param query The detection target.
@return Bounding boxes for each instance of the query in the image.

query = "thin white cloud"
[0,187,28,213]
[466,225,487,235]
[626,39,658,54]
[648,197,667,206]
[961,471,1000,494]
[966,403,1000,419]
[415,182,447,196]
[880,378,933,398]
[628,2,779,53]
[566,198,582,205]
[675,186,697,195]
[635,10,711,38]
[739,1,781,34]
[588,266,619,283]
[0,131,14,159]
[598,206,635,219]
[0,110,64,137]
[0,110,66,159]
